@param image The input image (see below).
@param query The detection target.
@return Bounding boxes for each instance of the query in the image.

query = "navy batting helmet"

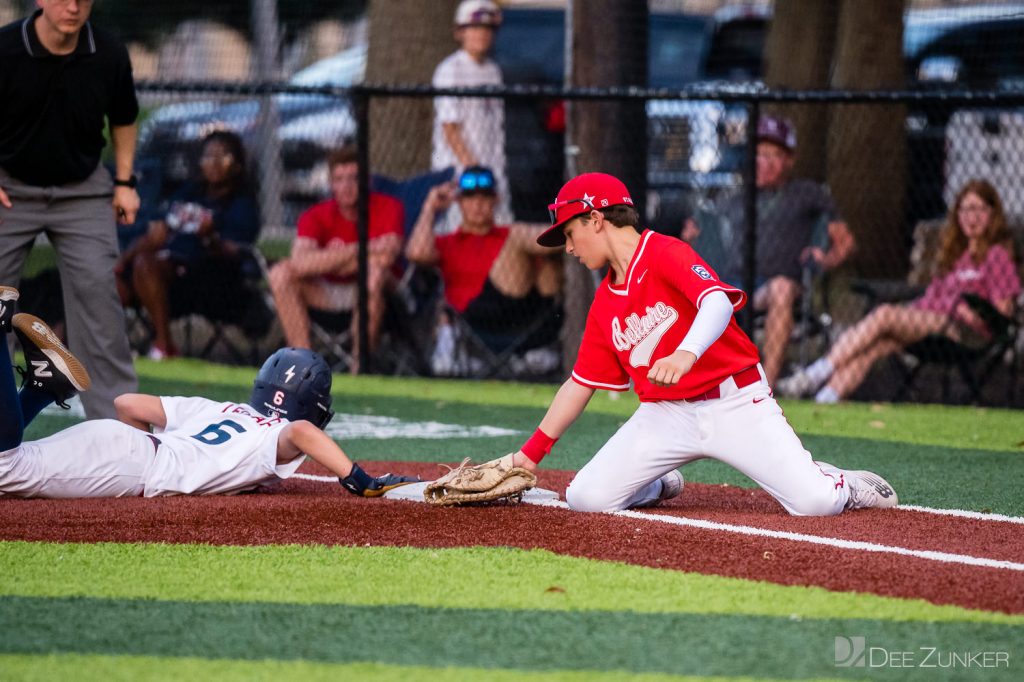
[249,348,334,429]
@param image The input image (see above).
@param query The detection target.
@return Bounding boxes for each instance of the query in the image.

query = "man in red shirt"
[503,172,897,515]
[405,166,561,375]
[269,146,403,367]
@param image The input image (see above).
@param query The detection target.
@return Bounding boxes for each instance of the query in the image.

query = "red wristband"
[520,428,557,464]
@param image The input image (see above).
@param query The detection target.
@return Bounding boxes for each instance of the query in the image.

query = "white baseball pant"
[0,420,155,498]
[566,364,850,515]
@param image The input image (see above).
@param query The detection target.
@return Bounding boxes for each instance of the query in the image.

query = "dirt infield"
[2,460,1022,615]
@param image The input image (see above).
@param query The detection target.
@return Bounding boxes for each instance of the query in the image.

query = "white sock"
[805,357,834,385]
[815,385,840,404]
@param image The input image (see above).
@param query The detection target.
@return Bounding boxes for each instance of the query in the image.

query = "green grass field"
[4,359,1023,680]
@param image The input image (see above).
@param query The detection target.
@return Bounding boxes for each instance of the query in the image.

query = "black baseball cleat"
[0,286,17,333]
[12,313,91,409]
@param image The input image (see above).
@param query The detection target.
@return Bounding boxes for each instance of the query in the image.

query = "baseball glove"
[424,454,537,506]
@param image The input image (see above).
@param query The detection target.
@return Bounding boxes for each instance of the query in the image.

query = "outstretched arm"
[278,420,417,497]
[114,393,167,431]
[277,420,355,476]
[511,379,595,471]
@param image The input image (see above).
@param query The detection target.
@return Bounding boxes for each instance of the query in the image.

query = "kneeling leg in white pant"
[566,401,700,512]
[701,386,849,516]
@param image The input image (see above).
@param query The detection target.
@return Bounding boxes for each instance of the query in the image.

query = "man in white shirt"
[432,0,511,227]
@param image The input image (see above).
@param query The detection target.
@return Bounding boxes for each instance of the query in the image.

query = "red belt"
[684,365,761,402]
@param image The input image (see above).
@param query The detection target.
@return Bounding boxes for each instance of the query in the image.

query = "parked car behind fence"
[136,4,1024,234]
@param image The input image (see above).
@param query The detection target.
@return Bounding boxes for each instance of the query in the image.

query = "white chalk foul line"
[898,504,1024,525]
[293,472,1023,572]
[599,505,1024,573]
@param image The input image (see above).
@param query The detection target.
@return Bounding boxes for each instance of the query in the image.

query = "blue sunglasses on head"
[459,170,496,193]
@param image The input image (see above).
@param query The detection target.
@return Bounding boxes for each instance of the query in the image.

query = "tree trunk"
[571,0,647,198]
[762,0,837,182]
[561,0,648,370]
[829,0,907,278]
[364,0,459,177]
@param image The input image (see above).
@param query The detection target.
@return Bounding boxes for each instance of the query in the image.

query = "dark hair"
[600,205,640,229]
[199,130,247,194]
[328,145,359,171]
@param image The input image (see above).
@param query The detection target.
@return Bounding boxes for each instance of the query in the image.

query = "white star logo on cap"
[583,192,595,204]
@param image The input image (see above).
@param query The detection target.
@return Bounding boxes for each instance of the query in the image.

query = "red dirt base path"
[1,460,1022,615]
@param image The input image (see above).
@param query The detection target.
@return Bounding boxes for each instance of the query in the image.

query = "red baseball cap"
[538,172,634,247]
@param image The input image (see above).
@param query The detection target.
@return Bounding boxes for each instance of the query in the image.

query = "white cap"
[455,0,502,28]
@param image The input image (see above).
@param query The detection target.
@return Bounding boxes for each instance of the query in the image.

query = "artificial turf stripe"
[0,596,1019,681]
[0,653,814,682]
[1,542,1019,625]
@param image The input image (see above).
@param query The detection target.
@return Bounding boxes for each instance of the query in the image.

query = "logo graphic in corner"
[691,264,713,281]
[611,302,679,368]
[834,636,866,667]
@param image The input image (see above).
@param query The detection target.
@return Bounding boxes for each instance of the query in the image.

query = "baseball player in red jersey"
[504,173,898,515]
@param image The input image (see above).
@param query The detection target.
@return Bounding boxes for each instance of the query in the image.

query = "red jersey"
[572,230,760,401]
[434,226,509,312]
[296,193,404,283]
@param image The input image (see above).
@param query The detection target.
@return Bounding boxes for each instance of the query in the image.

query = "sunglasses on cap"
[459,170,496,194]
[546,197,596,225]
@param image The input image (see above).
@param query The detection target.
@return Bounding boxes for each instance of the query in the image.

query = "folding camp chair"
[895,293,1018,405]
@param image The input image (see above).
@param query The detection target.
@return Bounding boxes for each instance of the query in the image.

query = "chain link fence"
[123,79,1024,407]
[12,0,1022,405]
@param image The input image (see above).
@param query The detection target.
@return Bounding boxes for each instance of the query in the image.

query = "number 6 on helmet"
[249,347,335,429]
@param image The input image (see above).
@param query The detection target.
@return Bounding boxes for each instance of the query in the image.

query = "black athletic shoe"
[12,313,91,409]
[0,286,17,333]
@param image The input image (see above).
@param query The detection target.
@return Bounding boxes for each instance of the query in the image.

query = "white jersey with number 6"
[0,397,303,499]
[145,397,301,497]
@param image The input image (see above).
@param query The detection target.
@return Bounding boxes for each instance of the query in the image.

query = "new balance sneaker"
[634,470,685,508]
[819,462,898,511]
[12,313,91,408]
[843,469,899,510]
[0,286,17,333]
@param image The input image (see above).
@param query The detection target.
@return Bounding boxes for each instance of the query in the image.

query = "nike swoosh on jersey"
[628,306,679,368]
[637,269,648,284]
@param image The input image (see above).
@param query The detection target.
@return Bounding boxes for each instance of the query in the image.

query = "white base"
[383,480,560,504]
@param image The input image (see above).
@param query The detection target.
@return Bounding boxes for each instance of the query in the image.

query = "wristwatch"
[113,174,138,189]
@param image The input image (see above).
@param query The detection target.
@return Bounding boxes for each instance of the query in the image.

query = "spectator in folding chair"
[405,165,562,376]
[779,179,1021,403]
[115,130,260,360]
[682,115,855,384]
[268,145,404,371]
